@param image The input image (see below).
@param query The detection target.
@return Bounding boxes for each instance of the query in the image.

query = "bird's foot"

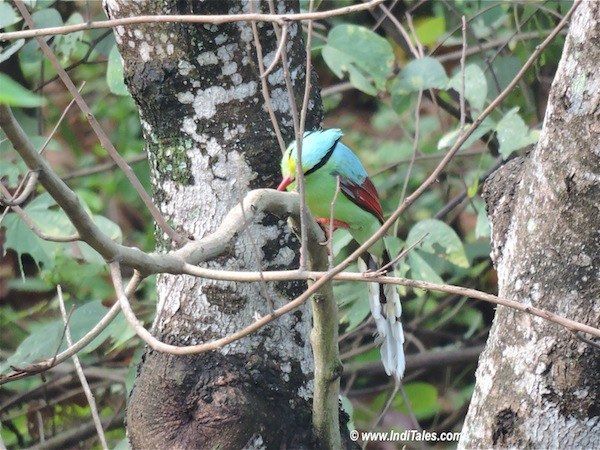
[315,218,349,248]
[363,268,386,278]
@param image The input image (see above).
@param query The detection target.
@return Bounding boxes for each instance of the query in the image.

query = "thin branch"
[176,266,600,340]
[404,12,424,57]
[250,26,285,154]
[57,286,108,450]
[62,153,147,181]
[399,90,423,205]
[14,1,185,246]
[0,183,79,242]
[327,176,341,269]
[34,30,112,92]
[369,381,399,443]
[268,0,309,271]
[0,170,38,207]
[262,23,288,79]
[378,3,419,58]
[377,232,428,274]
[1,87,80,207]
[5,205,79,242]
[460,16,467,128]
[249,3,286,154]
[436,29,562,62]
[298,5,317,273]
[0,0,385,41]
[321,81,353,97]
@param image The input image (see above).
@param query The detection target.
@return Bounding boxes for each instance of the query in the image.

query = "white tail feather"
[358,258,406,381]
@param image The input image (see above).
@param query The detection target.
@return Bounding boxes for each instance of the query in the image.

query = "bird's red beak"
[277,177,293,191]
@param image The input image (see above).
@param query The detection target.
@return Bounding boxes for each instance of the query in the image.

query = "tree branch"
[14,1,184,246]
[0,0,385,41]
[57,286,108,450]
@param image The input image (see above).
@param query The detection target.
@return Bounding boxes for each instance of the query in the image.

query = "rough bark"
[459,2,600,448]
[103,1,335,448]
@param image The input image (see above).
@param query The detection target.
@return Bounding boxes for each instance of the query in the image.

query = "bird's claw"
[364,268,386,278]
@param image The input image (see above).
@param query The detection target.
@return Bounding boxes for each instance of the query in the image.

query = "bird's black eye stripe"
[304,138,340,176]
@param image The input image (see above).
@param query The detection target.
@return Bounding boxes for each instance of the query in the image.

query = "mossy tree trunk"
[104,1,327,448]
[459,2,600,448]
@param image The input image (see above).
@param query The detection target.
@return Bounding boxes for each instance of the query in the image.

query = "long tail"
[358,252,405,381]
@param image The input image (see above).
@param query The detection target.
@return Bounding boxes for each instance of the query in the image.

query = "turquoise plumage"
[278,128,405,380]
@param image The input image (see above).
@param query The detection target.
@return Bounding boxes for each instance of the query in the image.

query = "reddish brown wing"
[339,176,384,223]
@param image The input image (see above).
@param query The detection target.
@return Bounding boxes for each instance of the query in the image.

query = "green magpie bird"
[277,128,405,380]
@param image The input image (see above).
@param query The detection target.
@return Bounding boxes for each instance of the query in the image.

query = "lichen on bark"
[104,1,328,448]
[459,3,600,448]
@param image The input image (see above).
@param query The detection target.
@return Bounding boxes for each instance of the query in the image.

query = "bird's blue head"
[277,128,343,191]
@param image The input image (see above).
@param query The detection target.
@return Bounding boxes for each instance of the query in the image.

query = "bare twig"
[1,87,80,207]
[267,0,310,271]
[177,266,600,340]
[248,3,286,153]
[399,90,423,205]
[404,12,424,57]
[327,176,341,268]
[3,204,79,242]
[436,29,561,62]
[378,232,428,274]
[57,286,108,450]
[35,31,112,92]
[14,1,185,246]
[369,381,399,444]
[0,0,385,41]
[460,16,467,128]
[62,153,147,181]
[378,3,419,58]
[262,23,288,79]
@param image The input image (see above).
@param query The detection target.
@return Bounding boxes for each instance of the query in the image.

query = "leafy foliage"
[322,24,394,94]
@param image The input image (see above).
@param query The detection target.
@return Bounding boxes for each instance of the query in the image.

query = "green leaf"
[0,2,21,29]
[448,64,488,111]
[332,229,353,256]
[0,39,25,64]
[394,382,441,420]
[407,219,469,268]
[0,157,27,186]
[322,24,394,94]
[0,300,111,374]
[496,107,538,158]
[474,198,490,239]
[32,7,62,29]
[408,251,444,285]
[54,13,85,63]
[414,16,446,46]
[3,214,56,270]
[437,117,495,151]
[336,279,370,332]
[392,57,449,96]
[0,73,46,107]
[107,45,129,96]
